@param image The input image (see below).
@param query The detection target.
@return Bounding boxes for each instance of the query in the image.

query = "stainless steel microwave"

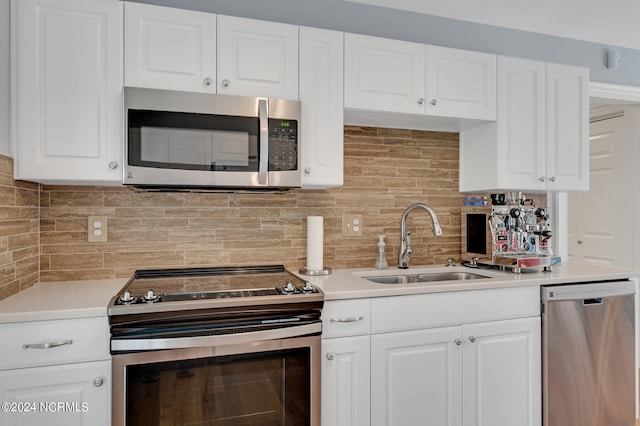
[123,87,301,189]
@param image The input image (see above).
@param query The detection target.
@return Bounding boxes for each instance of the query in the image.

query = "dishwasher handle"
[583,298,604,306]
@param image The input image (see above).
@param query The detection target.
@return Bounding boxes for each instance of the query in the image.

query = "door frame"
[550,81,640,265]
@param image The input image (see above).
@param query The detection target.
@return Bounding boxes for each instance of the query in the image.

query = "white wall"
[0,0,10,156]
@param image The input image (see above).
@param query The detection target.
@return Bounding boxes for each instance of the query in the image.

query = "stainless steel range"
[108,265,323,426]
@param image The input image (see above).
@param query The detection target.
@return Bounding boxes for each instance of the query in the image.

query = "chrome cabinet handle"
[203,77,213,87]
[417,98,424,105]
[330,316,363,323]
[430,99,437,106]
[304,167,311,175]
[221,79,230,87]
[538,176,546,182]
[468,336,477,343]
[454,338,462,346]
[108,161,118,170]
[577,240,583,244]
[327,353,335,361]
[549,176,556,182]
[23,340,73,349]
[93,377,104,387]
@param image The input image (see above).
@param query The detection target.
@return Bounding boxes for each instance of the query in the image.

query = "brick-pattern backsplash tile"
[2,127,467,291]
[0,155,39,300]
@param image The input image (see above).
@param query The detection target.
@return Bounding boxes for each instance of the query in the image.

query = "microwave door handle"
[258,99,268,185]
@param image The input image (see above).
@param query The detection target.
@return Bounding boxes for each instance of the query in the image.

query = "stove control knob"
[302,281,314,293]
[119,290,135,304]
[143,289,159,303]
[283,282,295,294]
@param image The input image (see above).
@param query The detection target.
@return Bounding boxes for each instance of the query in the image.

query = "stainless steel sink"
[415,272,489,282]
[365,275,423,284]
[364,271,490,284]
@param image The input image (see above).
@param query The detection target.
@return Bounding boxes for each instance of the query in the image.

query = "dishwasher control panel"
[541,280,636,301]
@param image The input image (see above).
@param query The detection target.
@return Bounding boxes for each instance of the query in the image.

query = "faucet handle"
[446,258,456,267]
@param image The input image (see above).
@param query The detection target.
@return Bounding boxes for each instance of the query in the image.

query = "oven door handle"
[258,98,268,185]
[111,322,321,352]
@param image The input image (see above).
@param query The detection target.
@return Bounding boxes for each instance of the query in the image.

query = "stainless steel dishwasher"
[542,280,636,426]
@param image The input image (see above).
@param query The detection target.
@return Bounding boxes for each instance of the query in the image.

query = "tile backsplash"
[0,155,39,299]
[1,126,467,298]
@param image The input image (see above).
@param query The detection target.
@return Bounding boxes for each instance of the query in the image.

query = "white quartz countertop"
[297,262,640,301]
[0,279,127,323]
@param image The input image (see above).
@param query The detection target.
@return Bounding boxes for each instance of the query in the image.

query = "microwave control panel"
[268,119,298,171]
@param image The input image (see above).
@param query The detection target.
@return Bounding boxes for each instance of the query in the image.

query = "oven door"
[112,333,320,426]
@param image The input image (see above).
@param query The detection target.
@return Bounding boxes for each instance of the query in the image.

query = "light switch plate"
[88,216,108,242]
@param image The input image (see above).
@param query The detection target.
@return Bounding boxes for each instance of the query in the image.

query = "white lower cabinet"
[322,336,371,426]
[322,287,541,426]
[0,361,110,426]
[0,316,111,426]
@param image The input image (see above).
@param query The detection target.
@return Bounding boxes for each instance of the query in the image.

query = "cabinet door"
[217,15,298,100]
[124,2,216,93]
[426,46,496,120]
[0,361,110,426]
[344,33,425,114]
[299,27,343,189]
[462,317,541,426]
[12,0,123,184]
[322,336,370,426]
[546,63,589,191]
[496,56,546,191]
[371,327,463,426]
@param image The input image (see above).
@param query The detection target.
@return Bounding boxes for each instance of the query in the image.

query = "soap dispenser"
[375,235,388,269]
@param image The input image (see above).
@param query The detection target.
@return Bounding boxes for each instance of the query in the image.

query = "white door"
[371,327,463,426]
[322,336,371,426]
[124,2,216,93]
[299,27,344,189]
[462,317,541,426]
[13,0,123,184]
[545,63,589,191]
[217,15,298,100]
[0,361,110,426]
[425,46,496,120]
[568,115,632,266]
[496,56,546,191]
[344,33,425,114]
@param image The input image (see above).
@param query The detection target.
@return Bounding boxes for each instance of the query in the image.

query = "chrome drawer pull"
[23,340,73,349]
[330,316,363,323]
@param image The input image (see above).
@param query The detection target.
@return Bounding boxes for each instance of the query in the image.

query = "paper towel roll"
[306,216,324,271]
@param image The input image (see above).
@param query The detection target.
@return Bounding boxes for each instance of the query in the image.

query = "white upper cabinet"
[344,33,496,131]
[124,2,216,93]
[12,0,123,184]
[545,63,589,191]
[344,33,425,115]
[299,27,344,189]
[460,56,588,192]
[217,15,299,100]
[426,45,496,120]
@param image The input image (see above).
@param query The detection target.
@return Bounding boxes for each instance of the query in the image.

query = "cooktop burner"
[108,265,322,316]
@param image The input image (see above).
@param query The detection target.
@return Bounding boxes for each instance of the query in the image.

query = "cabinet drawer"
[322,299,371,338]
[371,286,540,334]
[0,317,110,370]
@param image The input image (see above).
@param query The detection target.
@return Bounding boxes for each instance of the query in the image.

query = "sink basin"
[364,271,490,284]
[416,272,489,282]
[365,275,423,284]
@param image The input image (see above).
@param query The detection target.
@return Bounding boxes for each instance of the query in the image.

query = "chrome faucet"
[398,203,443,269]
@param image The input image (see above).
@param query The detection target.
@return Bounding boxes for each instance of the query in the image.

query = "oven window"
[125,348,310,425]
[127,110,260,172]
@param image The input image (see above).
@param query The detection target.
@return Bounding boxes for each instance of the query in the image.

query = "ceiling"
[346,0,640,51]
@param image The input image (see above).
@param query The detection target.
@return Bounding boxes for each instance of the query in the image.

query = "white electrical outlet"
[342,215,363,237]
[88,216,108,242]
